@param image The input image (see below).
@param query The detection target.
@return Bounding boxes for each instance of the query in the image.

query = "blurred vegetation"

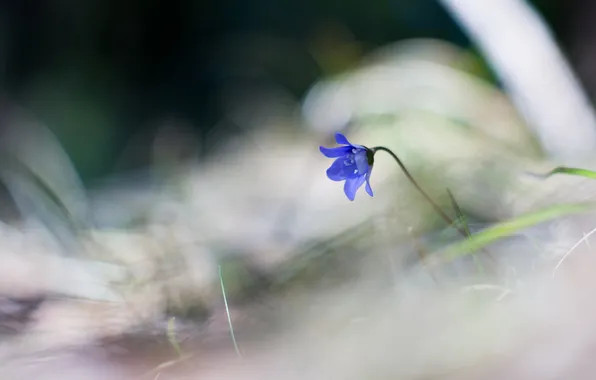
[0,0,577,183]
[2,3,596,373]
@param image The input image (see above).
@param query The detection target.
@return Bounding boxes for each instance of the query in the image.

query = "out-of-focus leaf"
[0,102,91,253]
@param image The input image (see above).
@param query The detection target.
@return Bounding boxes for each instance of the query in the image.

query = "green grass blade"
[530,166,596,180]
[430,202,596,265]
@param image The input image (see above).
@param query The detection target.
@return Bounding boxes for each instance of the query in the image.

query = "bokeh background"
[0,0,588,182]
[3,1,596,379]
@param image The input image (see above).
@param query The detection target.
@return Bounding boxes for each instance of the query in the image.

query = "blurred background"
[3,0,596,379]
[0,0,586,182]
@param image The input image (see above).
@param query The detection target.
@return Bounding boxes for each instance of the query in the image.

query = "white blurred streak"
[0,104,91,232]
[439,0,596,158]
[0,222,124,302]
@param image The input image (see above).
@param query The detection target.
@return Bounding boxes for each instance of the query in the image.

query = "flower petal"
[354,150,370,174]
[335,132,352,146]
[365,171,374,197]
[319,145,350,158]
[326,158,348,181]
[343,175,366,201]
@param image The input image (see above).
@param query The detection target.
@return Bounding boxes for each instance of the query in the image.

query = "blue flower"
[320,132,374,201]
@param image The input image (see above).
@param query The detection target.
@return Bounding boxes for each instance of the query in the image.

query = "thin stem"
[371,146,468,238]
[219,265,243,358]
[447,188,485,273]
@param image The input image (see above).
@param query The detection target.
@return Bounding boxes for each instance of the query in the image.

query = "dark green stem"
[371,146,468,238]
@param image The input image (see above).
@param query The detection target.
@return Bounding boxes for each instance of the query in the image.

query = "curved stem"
[372,146,468,238]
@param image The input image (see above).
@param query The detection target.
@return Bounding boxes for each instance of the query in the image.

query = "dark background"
[0,0,588,183]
